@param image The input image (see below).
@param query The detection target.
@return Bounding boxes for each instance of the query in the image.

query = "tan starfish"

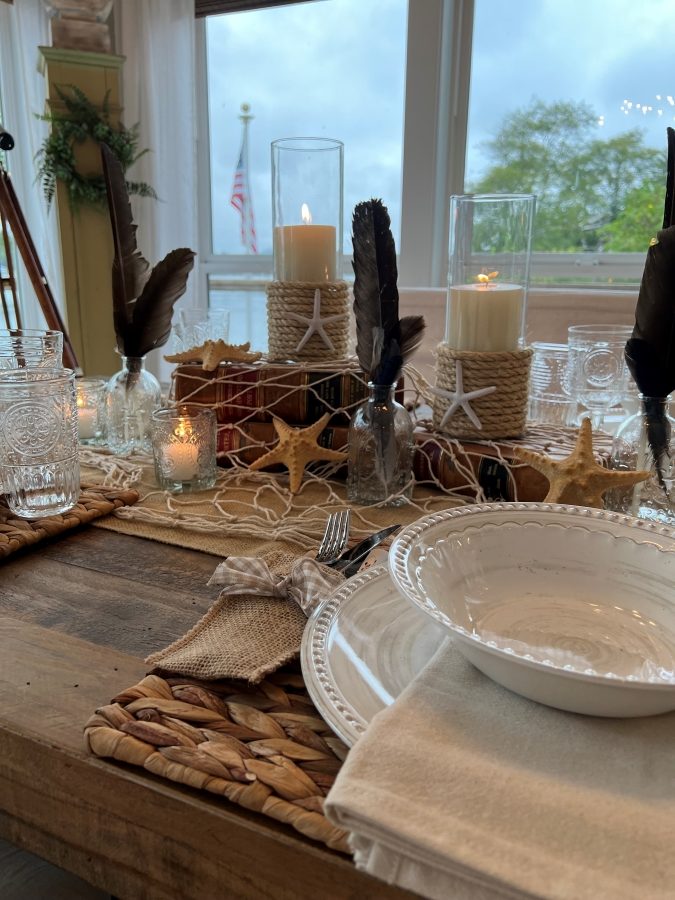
[514,417,651,509]
[248,413,347,494]
[165,340,263,370]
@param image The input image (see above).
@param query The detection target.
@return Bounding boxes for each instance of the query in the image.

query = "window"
[198,0,673,345]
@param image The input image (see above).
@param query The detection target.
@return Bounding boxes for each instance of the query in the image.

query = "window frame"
[195,0,646,307]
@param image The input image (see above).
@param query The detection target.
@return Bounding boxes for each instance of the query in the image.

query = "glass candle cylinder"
[0,367,79,518]
[75,376,106,444]
[152,405,217,492]
[445,194,535,352]
[0,329,63,369]
[272,138,343,282]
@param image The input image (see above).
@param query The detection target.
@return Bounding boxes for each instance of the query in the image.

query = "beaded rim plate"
[301,565,445,745]
[389,502,675,717]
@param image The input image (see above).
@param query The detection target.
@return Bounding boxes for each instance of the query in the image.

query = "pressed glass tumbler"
[0,329,63,369]
[0,367,80,517]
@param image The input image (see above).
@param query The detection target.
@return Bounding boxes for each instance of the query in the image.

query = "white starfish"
[286,289,346,352]
[431,360,497,430]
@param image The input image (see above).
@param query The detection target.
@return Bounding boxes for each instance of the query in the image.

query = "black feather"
[100,144,195,365]
[352,199,424,385]
[625,128,675,492]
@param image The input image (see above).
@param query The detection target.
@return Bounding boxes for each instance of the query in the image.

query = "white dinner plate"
[301,565,445,745]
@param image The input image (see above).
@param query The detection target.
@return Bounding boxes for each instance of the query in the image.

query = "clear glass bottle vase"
[347,382,414,507]
[607,395,675,525]
[105,355,161,455]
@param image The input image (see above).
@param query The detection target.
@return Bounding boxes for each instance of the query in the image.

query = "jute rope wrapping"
[432,343,533,439]
[266,281,350,361]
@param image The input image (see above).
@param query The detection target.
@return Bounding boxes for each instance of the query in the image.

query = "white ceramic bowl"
[389,503,675,717]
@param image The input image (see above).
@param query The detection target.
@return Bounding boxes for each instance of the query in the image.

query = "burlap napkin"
[325,638,675,900]
[145,549,343,683]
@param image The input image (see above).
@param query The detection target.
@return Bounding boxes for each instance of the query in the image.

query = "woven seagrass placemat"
[0,485,140,559]
[84,671,350,854]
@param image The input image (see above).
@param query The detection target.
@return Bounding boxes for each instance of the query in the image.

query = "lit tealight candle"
[447,271,525,352]
[165,417,199,482]
[273,203,337,282]
[76,392,98,440]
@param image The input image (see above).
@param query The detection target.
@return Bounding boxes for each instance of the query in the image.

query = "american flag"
[230,133,258,254]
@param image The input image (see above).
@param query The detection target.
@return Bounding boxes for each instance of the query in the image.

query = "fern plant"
[36,84,156,210]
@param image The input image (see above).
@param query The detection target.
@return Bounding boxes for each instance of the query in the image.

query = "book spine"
[413,436,549,502]
[174,364,370,425]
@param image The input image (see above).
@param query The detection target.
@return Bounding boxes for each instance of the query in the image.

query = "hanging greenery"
[36,84,156,210]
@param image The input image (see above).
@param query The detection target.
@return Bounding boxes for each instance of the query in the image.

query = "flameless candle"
[75,378,105,443]
[77,404,98,440]
[447,272,525,352]
[273,203,337,282]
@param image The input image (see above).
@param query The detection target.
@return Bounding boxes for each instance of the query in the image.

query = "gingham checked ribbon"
[207,556,343,616]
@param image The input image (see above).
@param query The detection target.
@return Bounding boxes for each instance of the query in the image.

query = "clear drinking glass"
[0,367,79,518]
[528,342,576,426]
[0,329,64,369]
[151,405,217,492]
[566,325,632,429]
[173,308,231,352]
[272,137,344,282]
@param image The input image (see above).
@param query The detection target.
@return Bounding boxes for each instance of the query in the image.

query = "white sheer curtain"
[115,0,199,381]
[0,0,66,328]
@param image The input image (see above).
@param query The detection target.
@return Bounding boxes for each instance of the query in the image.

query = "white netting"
[80,357,610,553]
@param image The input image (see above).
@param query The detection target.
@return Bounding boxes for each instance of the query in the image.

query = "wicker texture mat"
[84,671,350,854]
[0,485,140,559]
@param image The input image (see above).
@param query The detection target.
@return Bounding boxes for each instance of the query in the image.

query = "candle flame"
[174,417,194,442]
[476,270,499,287]
[301,203,312,225]
[77,395,85,409]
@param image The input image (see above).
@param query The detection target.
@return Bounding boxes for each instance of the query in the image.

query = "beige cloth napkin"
[325,639,675,900]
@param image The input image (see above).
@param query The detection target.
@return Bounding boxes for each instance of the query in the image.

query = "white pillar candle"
[273,204,336,282]
[77,406,98,440]
[165,441,199,482]
[447,282,525,352]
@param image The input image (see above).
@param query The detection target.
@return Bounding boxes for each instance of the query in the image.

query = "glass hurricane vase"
[347,383,414,507]
[106,356,161,455]
[606,395,675,526]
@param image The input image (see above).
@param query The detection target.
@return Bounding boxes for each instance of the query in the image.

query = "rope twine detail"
[266,280,350,361]
[432,343,533,439]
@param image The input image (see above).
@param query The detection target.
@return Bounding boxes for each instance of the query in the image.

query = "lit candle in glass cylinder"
[165,417,199,482]
[271,138,343,283]
[445,194,535,352]
[75,377,106,444]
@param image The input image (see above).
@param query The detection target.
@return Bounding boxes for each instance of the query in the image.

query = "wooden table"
[0,528,415,900]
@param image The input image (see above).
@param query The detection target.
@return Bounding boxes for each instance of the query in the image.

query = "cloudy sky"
[206,0,674,258]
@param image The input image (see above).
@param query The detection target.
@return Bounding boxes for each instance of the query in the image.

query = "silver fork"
[316,509,351,564]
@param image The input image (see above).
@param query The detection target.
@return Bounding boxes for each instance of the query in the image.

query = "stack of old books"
[172,362,608,502]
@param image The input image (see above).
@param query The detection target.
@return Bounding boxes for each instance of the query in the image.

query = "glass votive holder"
[0,328,64,369]
[75,376,106,445]
[446,194,535,351]
[528,342,576,426]
[152,405,217,492]
[0,367,79,518]
[271,137,344,282]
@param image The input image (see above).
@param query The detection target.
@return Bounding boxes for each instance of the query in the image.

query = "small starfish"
[431,360,497,429]
[248,413,347,494]
[286,289,346,353]
[515,417,651,509]
[165,340,262,370]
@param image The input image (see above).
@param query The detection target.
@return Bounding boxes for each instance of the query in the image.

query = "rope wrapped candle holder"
[436,192,536,440]
[432,342,533,439]
[266,280,350,362]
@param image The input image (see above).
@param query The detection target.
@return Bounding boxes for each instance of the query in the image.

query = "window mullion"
[399,0,474,289]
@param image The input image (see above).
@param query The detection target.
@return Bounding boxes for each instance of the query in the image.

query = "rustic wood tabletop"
[0,527,416,900]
